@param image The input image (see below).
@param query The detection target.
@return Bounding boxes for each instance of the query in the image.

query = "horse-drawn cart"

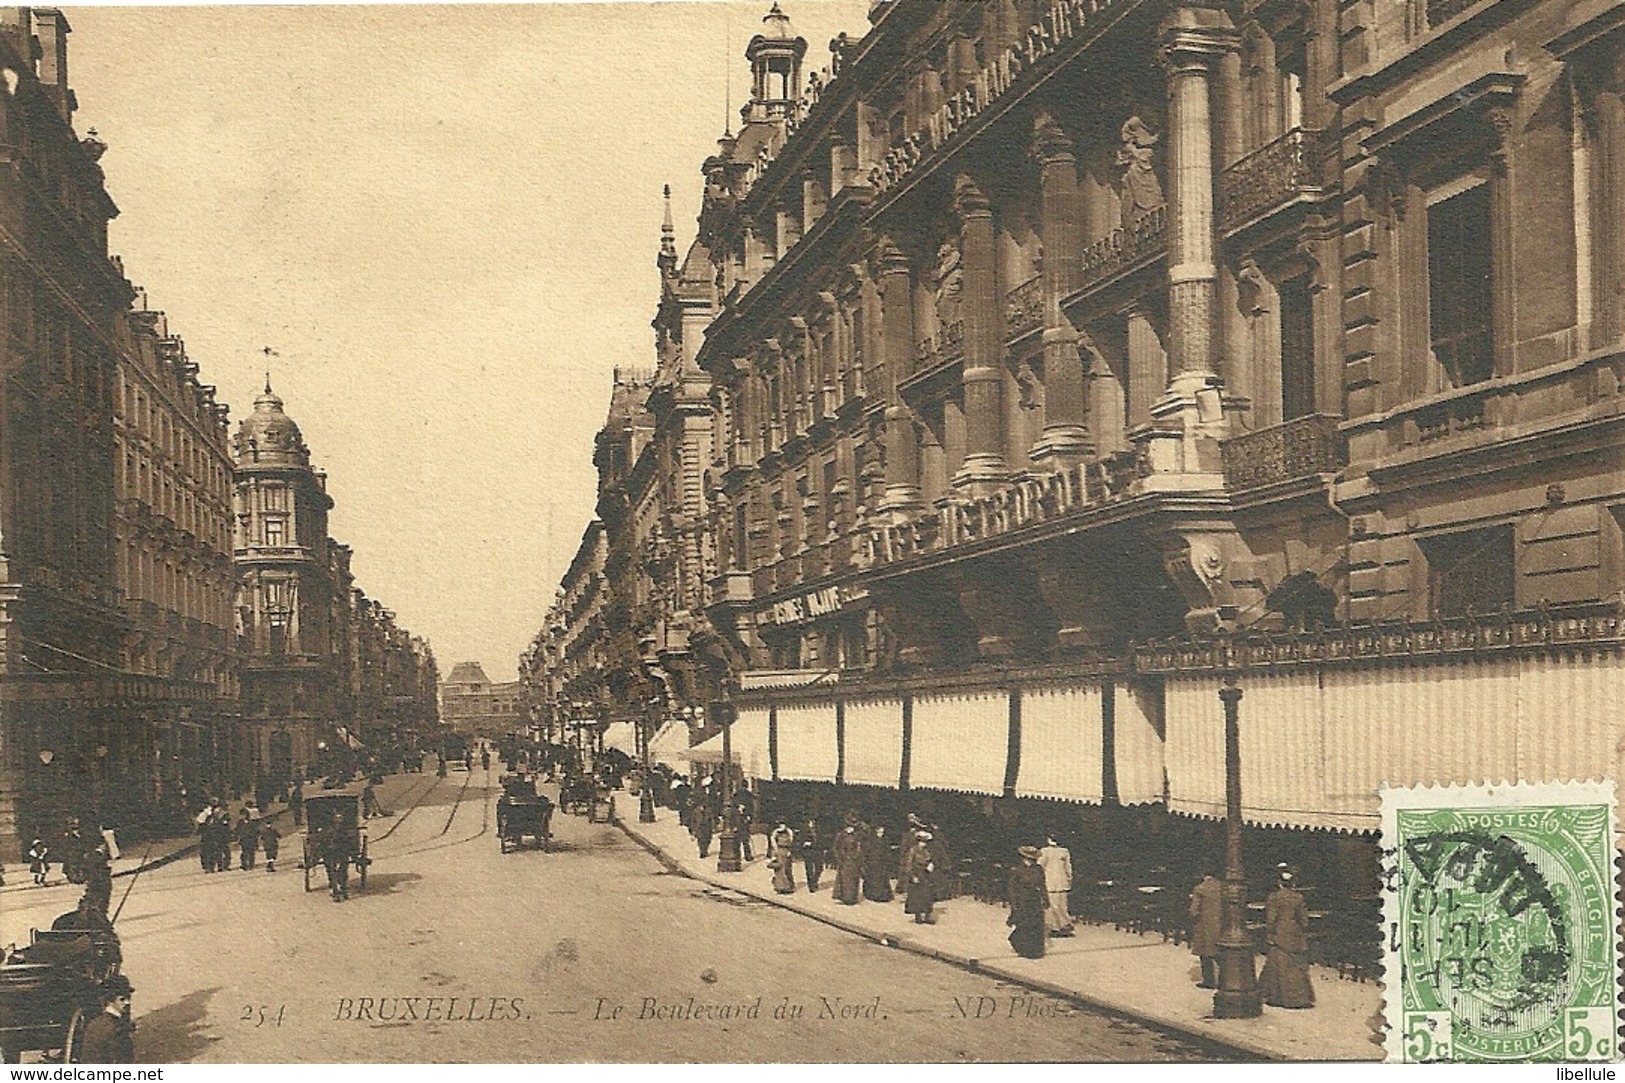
[497,795,554,853]
[302,787,370,894]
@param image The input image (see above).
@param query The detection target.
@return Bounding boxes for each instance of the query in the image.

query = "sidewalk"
[617,805,1384,1062]
[8,768,430,888]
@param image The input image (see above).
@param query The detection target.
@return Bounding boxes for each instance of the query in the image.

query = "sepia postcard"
[0,0,1622,1067]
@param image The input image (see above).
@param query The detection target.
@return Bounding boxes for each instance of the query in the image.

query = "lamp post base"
[638,788,656,823]
[716,828,742,872]
[1213,941,1262,1018]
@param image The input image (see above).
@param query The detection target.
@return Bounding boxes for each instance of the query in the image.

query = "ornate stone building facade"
[438,661,520,738]
[233,385,436,781]
[0,9,137,859]
[112,304,241,814]
[521,520,607,742]
[531,0,1624,946]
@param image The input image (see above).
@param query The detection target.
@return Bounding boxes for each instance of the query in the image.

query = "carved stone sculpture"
[1116,115,1165,231]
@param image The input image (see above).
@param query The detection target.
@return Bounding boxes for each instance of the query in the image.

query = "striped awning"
[680,708,771,777]
[647,720,691,769]
[909,691,1009,796]
[1166,652,1625,832]
[1114,682,1166,806]
[775,702,838,782]
[1015,684,1103,803]
[842,698,903,788]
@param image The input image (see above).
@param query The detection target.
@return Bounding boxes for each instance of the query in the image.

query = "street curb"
[613,815,1278,1062]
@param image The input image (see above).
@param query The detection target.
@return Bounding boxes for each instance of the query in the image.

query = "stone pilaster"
[1028,112,1091,470]
[952,174,1011,494]
[877,240,923,515]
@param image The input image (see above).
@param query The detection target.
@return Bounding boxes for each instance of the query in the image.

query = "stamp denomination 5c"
[1382,781,1620,1063]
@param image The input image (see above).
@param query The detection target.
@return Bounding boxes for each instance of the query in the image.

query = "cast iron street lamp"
[713,699,741,873]
[638,694,658,823]
[1214,631,1262,1019]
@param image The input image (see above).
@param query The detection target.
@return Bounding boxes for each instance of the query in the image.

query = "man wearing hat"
[903,831,939,923]
[1006,845,1048,958]
[78,973,135,1062]
[1038,835,1075,938]
[832,813,864,905]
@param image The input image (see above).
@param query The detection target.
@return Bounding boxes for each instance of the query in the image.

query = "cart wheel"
[61,1008,86,1064]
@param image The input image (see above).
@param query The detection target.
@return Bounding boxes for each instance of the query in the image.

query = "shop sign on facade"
[757,585,869,627]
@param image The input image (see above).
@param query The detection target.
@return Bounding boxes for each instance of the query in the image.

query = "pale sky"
[67,0,869,681]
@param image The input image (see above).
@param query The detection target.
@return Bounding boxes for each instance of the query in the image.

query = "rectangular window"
[733,502,749,570]
[1427,178,1494,388]
[264,517,285,546]
[1421,524,1514,618]
[1279,273,1316,420]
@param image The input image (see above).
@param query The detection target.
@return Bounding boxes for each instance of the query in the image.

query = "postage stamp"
[1381,781,1620,1063]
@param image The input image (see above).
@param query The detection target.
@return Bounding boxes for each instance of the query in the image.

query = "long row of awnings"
[671,650,1623,833]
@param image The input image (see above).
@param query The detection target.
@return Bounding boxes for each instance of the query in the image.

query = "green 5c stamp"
[1382,782,1619,1062]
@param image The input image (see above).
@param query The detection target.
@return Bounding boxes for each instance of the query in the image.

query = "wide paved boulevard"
[1,768,1234,1063]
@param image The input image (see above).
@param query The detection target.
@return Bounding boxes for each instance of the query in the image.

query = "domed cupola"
[234,378,310,466]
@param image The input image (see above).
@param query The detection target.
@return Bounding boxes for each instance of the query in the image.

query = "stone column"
[953,174,1010,493]
[1126,304,1167,427]
[1142,12,1238,476]
[1595,58,1625,346]
[1029,112,1091,470]
[877,241,922,514]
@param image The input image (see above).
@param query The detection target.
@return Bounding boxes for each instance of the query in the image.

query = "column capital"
[1157,25,1239,76]
[953,173,992,222]
[873,235,912,279]
[1031,109,1076,167]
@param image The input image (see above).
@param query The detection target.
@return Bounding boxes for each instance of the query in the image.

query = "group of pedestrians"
[196,800,280,874]
[1187,863,1315,1009]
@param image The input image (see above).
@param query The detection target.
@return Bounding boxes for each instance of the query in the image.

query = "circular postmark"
[1395,803,1616,1062]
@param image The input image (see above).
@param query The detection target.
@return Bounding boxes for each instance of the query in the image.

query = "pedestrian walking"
[77,974,136,1063]
[903,832,939,924]
[1006,845,1048,958]
[237,810,260,871]
[861,823,894,902]
[28,838,50,885]
[1259,865,1315,1008]
[363,778,384,819]
[211,810,233,872]
[1037,835,1075,938]
[732,786,754,862]
[798,817,824,892]
[769,823,796,894]
[832,814,863,905]
[671,778,692,829]
[289,780,304,828]
[82,843,113,916]
[694,806,715,859]
[261,821,281,873]
[1188,868,1223,989]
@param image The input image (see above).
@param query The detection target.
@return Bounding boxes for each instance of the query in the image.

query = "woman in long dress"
[904,834,938,923]
[1258,866,1316,1008]
[769,823,796,894]
[1007,846,1048,958]
[832,816,863,905]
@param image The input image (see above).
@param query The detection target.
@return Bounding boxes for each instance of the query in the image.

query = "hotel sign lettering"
[757,585,869,627]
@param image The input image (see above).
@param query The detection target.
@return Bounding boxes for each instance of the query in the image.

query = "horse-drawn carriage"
[0,922,125,1062]
[302,787,370,893]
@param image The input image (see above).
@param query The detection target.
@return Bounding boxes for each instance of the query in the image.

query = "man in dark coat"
[860,824,894,902]
[832,815,863,905]
[260,821,281,873]
[694,803,714,859]
[289,780,305,827]
[1007,845,1048,958]
[797,818,824,892]
[236,811,259,870]
[903,833,939,923]
[82,843,113,916]
[1188,869,1224,988]
[77,974,135,1063]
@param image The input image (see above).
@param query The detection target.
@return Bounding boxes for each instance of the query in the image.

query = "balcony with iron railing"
[1005,276,1044,341]
[1078,207,1168,293]
[1220,413,1346,492]
[1220,128,1331,231]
